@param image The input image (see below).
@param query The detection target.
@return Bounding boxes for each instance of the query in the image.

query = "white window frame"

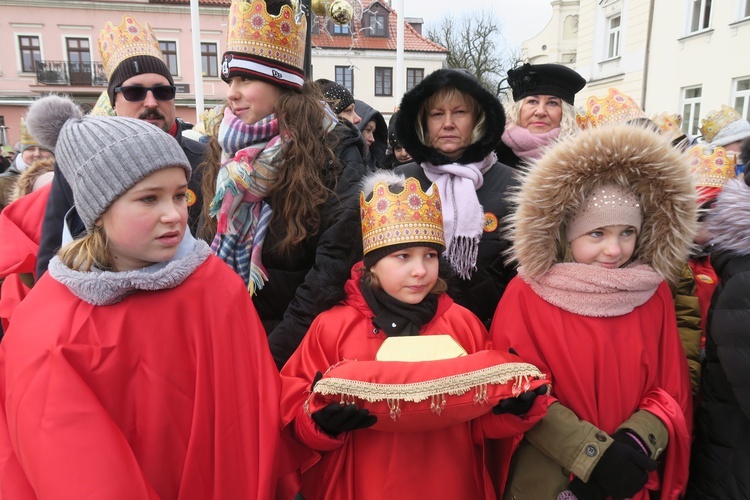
[606,14,621,59]
[687,0,712,34]
[740,0,750,19]
[681,86,703,137]
[733,77,750,121]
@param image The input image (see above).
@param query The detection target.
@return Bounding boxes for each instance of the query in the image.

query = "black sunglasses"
[114,84,177,102]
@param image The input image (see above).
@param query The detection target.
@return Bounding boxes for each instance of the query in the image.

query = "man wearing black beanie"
[34,16,207,279]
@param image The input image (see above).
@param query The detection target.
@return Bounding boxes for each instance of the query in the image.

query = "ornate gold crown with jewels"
[688,144,738,205]
[98,16,164,80]
[699,105,742,143]
[360,178,445,256]
[576,88,647,129]
[222,0,306,89]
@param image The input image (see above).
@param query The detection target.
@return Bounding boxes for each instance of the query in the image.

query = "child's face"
[362,120,376,147]
[569,225,637,269]
[99,167,189,272]
[370,246,439,304]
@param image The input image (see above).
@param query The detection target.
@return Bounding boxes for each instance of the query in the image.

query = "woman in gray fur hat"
[0,95,281,498]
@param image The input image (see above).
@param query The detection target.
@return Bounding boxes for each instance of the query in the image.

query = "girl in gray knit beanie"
[0,94,283,498]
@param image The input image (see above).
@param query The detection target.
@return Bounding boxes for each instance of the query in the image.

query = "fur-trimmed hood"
[510,125,697,283]
[707,178,750,256]
[396,69,505,166]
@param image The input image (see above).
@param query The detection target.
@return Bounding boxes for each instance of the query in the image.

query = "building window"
[406,68,424,91]
[734,78,750,121]
[681,86,702,137]
[744,0,750,18]
[160,41,178,75]
[66,38,92,85]
[368,13,387,36]
[19,35,41,73]
[374,67,392,96]
[335,66,353,93]
[201,42,218,78]
[606,14,621,59]
[331,22,351,34]
[689,0,712,32]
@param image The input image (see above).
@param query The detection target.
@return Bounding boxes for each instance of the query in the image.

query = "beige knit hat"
[566,183,642,242]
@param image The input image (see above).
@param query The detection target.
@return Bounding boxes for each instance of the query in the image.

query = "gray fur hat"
[26,94,191,231]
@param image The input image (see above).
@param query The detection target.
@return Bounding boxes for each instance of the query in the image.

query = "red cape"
[279,267,546,500]
[0,184,49,330]
[0,256,281,499]
[491,277,692,499]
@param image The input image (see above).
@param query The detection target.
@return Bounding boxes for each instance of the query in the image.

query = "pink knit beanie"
[566,183,642,242]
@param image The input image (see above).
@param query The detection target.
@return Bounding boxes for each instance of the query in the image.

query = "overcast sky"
[400,0,553,48]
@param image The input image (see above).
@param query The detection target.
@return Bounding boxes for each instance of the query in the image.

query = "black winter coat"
[688,178,750,499]
[263,121,367,369]
[35,121,207,278]
[688,250,750,499]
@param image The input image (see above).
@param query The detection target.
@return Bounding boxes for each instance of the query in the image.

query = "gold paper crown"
[576,88,647,129]
[688,145,737,189]
[699,105,741,143]
[89,90,116,117]
[98,16,165,80]
[651,112,684,142]
[224,0,306,75]
[19,119,38,147]
[360,178,445,256]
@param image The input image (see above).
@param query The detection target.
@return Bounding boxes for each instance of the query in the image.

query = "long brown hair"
[198,81,340,252]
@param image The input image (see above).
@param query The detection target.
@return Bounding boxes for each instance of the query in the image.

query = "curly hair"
[198,81,340,253]
[503,97,580,139]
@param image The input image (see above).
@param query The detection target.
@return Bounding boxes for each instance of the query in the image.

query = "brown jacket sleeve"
[670,262,703,398]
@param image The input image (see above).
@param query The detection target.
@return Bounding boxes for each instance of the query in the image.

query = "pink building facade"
[0,0,232,145]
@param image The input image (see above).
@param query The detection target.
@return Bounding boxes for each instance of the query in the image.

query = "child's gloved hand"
[492,385,548,416]
[312,403,377,437]
[587,434,657,499]
[568,477,607,500]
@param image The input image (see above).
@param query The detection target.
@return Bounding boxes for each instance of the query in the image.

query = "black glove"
[568,477,607,500]
[612,428,650,456]
[588,435,658,499]
[312,403,377,437]
[492,385,548,416]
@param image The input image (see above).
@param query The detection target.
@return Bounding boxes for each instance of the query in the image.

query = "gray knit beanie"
[26,95,190,231]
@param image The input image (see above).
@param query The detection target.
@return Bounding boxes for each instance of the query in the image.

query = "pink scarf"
[518,263,663,317]
[501,125,560,160]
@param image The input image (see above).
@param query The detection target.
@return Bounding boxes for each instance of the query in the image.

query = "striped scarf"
[210,108,282,294]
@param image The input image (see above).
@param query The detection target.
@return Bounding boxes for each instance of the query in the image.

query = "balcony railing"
[36,60,107,87]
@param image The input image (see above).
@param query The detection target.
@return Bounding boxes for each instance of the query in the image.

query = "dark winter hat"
[221,0,306,91]
[317,78,355,115]
[26,95,190,231]
[388,110,402,149]
[507,63,586,105]
[396,68,506,165]
[107,56,175,107]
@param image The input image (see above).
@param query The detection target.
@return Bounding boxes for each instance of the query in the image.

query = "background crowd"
[0,0,748,498]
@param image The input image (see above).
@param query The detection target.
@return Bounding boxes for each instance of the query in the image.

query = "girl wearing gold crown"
[204,0,367,370]
[490,125,695,499]
[279,171,548,500]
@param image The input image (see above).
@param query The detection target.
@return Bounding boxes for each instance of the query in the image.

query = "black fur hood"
[396,69,505,166]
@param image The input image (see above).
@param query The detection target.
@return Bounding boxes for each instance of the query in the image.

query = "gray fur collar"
[707,179,750,256]
[49,233,212,305]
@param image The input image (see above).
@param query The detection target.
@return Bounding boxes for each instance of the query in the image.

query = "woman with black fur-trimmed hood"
[490,124,697,499]
[395,68,516,327]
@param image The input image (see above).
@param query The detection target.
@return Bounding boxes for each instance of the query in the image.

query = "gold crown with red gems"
[688,144,738,204]
[98,16,164,80]
[222,0,306,89]
[699,105,742,143]
[651,112,684,142]
[360,178,445,256]
[576,88,647,129]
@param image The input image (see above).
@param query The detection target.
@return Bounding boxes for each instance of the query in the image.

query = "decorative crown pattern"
[700,105,742,143]
[98,16,165,80]
[688,145,738,189]
[576,88,647,129]
[651,112,684,141]
[360,178,445,256]
[225,0,306,73]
